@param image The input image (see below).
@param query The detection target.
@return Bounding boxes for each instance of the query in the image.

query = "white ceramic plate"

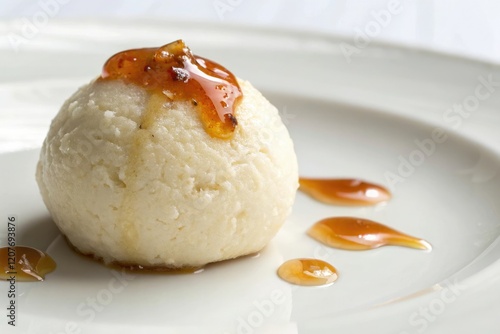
[1,20,500,334]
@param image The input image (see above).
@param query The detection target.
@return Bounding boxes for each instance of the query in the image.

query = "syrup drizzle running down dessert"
[299,178,391,206]
[308,217,432,251]
[0,246,56,282]
[277,258,338,286]
[99,39,242,139]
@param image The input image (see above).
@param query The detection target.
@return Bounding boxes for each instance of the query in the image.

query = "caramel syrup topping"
[99,39,242,139]
[277,258,338,286]
[308,217,432,251]
[0,246,56,282]
[299,178,391,206]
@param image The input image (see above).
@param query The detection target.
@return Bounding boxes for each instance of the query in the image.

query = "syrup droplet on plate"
[277,258,338,286]
[307,217,432,251]
[99,39,242,139]
[299,178,391,206]
[0,246,56,282]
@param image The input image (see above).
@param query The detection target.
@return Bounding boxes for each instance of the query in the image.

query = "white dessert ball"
[36,79,298,268]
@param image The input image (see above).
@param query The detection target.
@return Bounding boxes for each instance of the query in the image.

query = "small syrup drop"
[0,246,56,282]
[308,217,432,251]
[299,178,391,206]
[277,258,338,286]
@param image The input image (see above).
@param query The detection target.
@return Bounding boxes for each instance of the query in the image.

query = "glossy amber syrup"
[0,246,56,282]
[308,217,432,250]
[99,39,242,139]
[277,258,338,286]
[299,178,391,206]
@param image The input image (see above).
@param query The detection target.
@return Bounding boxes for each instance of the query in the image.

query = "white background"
[1,0,500,63]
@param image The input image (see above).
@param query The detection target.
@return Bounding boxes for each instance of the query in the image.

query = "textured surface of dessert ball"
[36,79,298,268]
